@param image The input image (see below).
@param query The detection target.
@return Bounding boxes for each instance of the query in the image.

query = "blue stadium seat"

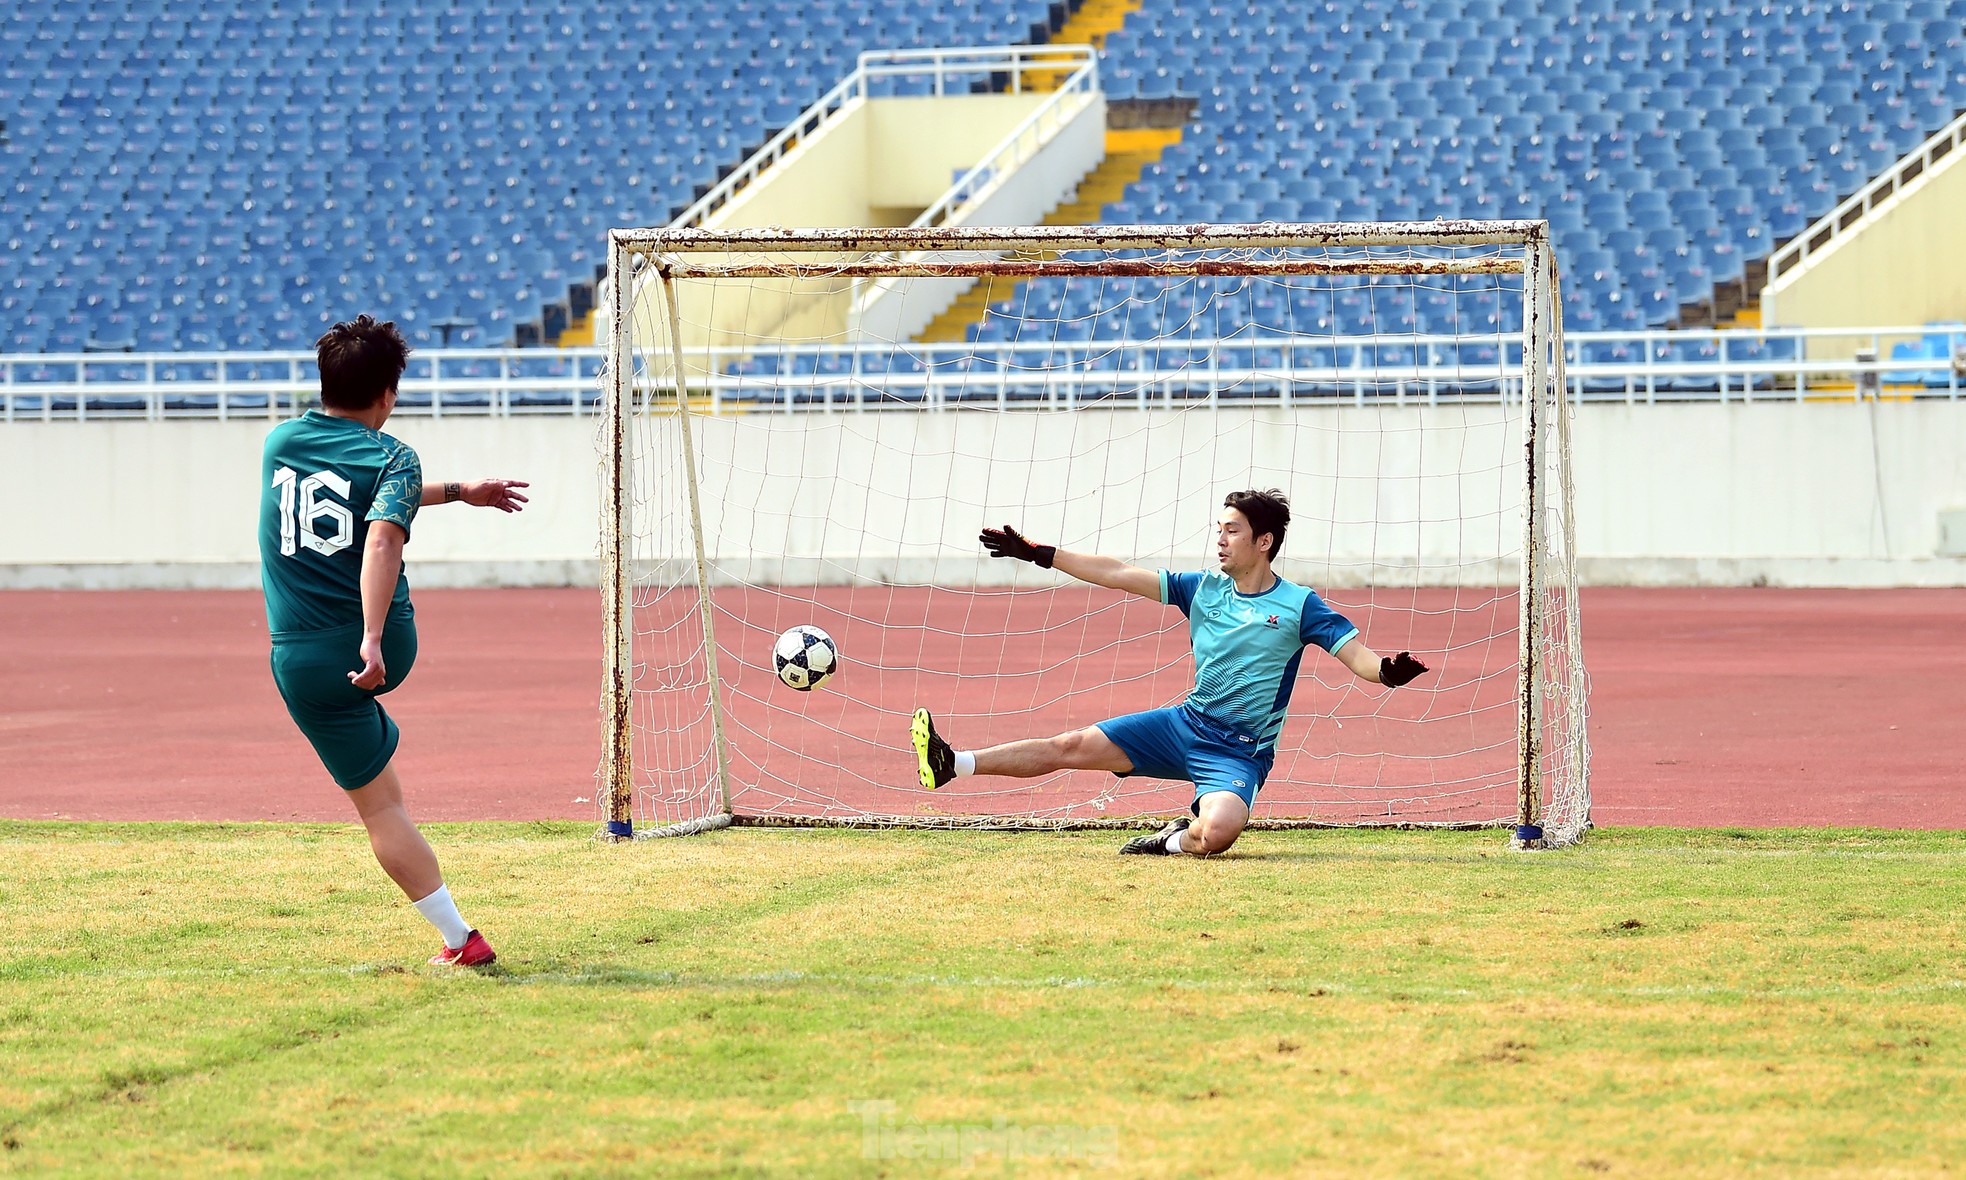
[4,0,1058,350]
[8,0,1950,352]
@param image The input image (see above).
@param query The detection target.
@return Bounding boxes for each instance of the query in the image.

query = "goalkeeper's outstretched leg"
[911,708,1132,791]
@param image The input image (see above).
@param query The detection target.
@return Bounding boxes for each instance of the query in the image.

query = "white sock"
[953,751,977,777]
[412,883,472,949]
[1165,825,1188,854]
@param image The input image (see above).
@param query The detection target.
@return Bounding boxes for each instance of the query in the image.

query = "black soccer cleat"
[911,708,955,790]
[1120,817,1191,856]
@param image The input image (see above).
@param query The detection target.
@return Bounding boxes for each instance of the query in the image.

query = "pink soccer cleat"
[428,929,497,967]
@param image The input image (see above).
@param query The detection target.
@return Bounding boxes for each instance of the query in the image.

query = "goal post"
[598,223,1590,848]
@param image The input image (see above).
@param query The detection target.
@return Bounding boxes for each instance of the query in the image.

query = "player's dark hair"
[316,314,410,410]
[1224,488,1290,561]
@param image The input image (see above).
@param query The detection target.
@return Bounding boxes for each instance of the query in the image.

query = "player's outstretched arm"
[420,479,530,511]
[979,525,1159,601]
[1333,637,1430,687]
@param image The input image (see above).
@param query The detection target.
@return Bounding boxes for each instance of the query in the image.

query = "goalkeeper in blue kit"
[260,315,528,965]
[911,489,1429,856]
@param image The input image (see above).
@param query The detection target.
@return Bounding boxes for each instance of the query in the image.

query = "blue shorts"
[1095,704,1270,812]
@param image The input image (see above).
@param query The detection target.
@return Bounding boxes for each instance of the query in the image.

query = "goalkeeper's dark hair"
[1224,488,1291,561]
[316,314,410,410]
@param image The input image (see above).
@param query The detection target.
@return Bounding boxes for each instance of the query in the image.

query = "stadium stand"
[1,1,1961,353]
[993,0,1966,341]
[0,0,1054,352]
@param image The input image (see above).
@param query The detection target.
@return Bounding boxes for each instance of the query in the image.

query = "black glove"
[979,524,1056,569]
[1379,652,1429,688]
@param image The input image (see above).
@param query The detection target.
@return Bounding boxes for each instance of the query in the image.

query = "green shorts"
[269,614,419,791]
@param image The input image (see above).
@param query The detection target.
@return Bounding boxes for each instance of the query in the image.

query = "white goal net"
[599,224,1589,848]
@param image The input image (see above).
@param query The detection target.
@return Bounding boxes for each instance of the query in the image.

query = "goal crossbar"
[638,258,1530,280]
[612,219,1552,255]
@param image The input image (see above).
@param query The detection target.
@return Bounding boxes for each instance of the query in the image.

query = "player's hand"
[349,634,387,691]
[979,524,1056,569]
[464,479,529,512]
[1379,652,1428,688]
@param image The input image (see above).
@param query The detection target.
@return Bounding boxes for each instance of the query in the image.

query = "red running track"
[1,587,1961,827]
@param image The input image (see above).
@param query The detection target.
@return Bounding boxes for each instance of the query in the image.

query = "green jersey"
[259,410,422,636]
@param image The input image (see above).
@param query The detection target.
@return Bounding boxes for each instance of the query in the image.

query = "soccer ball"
[772,625,839,691]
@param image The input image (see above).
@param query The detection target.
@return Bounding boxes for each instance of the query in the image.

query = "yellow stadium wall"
[864,93,1056,211]
[700,92,1056,230]
[1761,144,1966,337]
[629,90,1071,361]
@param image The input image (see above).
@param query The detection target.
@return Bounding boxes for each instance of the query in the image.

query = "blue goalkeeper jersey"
[1159,569,1360,756]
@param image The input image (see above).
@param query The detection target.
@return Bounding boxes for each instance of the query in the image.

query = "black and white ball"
[772,625,839,691]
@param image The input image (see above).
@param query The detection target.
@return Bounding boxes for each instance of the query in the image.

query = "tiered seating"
[964,0,1966,341]
[5,1,1962,355]
[0,0,1051,352]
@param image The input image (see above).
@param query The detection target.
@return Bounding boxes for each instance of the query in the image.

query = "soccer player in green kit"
[261,315,528,966]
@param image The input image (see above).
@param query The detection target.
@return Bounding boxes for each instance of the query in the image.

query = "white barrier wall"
[0,417,605,589]
[1574,401,1966,584]
[662,405,1528,587]
[4,402,1966,588]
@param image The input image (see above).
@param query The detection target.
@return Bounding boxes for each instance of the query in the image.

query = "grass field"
[3,822,1963,1177]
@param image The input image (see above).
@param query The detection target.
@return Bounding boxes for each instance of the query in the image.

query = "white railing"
[669,45,1099,231]
[909,45,1098,231]
[5,327,1962,422]
[1767,107,1966,284]
[0,349,604,422]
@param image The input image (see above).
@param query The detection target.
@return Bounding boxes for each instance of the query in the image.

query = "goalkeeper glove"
[1379,652,1428,688]
[979,525,1056,569]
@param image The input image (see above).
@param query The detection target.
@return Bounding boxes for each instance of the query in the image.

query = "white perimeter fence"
[3,325,1964,422]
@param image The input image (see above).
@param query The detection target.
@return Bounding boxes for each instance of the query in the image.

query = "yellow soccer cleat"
[911,708,955,790]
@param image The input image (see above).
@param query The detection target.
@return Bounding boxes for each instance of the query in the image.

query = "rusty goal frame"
[596,223,1589,849]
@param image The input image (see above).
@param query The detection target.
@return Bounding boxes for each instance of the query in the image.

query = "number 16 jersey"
[259,410,422,636]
